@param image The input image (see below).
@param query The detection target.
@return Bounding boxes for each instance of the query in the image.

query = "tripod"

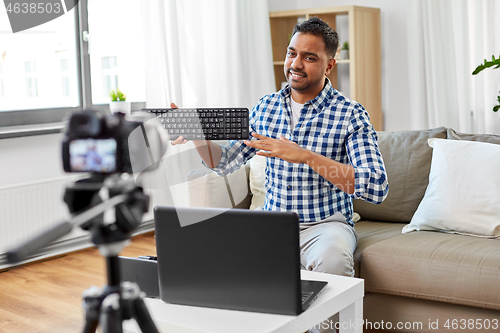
[7,174,159,333]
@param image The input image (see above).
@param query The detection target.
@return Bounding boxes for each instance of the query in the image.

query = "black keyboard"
[141,108,250,140]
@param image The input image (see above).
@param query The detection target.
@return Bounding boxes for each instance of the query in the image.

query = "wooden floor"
[0,232,156,333]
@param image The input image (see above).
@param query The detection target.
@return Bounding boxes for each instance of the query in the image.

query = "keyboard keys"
[141,108,250,141]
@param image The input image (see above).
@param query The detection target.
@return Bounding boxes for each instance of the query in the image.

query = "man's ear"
[325,58,336,75]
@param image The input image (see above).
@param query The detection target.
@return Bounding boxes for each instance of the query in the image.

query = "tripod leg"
[122,281,159,333]
[100,293,123,333]
[82,286,102,333]
[82,317,99,333]
[132,297,159,333]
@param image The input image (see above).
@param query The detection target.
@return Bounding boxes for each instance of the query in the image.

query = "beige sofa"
[187,127,500,332]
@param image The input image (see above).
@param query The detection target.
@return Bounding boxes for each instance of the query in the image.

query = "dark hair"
[292,17,339,58]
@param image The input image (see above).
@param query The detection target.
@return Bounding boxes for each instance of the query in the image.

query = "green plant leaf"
[109,90,117,101]
[112,89,126,101]
[473,56,500,113]
[472,55,500,75]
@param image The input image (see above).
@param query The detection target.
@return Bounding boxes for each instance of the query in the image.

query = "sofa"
[186,127,500,332]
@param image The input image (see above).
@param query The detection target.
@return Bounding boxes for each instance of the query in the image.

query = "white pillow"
[249,155,267,210]
[188,166,249,208]
[402,139,500,238]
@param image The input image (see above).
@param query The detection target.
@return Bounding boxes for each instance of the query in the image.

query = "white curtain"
[408,0,500,134]
[139,0,275,207]
[140,0,275,110]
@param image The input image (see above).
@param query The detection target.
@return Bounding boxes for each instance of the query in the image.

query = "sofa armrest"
[187,164,252,209]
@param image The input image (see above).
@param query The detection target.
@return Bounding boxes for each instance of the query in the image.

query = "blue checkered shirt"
[208,80,388,226]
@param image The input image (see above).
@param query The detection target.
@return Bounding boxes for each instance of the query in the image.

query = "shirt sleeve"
[346,105,389,204]
[203,139,257,176]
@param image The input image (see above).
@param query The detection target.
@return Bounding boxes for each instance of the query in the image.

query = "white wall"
[268,0,412,131]
[0,133,66,187]
[268,0,298,12]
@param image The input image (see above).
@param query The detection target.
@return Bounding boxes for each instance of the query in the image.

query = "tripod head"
[65,174,149,252]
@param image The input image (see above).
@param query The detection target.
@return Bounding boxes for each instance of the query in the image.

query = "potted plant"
[109,89,131,115]
[340,41,349,60]
[472,55,500,112]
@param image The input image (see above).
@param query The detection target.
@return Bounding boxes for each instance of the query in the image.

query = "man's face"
[284,32,335,101]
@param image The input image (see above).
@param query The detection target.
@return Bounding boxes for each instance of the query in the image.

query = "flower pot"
[109,101,131,115]
[340,50,349,60]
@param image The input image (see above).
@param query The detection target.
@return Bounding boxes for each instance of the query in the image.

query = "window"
[0,60,4,97]
[25,61,38,97]
[88,0,146,105]
[0,7,79,112]
[101,56,118,100]
[61,59,70,98]
[0,0,146,132]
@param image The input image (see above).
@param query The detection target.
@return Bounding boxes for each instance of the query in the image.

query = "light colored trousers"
[299,212,358,333]
[299,211,358,277]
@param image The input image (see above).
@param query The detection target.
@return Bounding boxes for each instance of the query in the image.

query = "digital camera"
[62,110,168,175]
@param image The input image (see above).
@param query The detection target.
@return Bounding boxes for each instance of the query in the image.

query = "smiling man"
[285,27,336,104]
[174,18,388,330]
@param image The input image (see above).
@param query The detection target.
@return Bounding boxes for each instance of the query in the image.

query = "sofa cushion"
[249,155,267,210]
[360,231,500,311]
[353,221,406,277]
[353,127,447,222]
[365,293,500,333]
[447,128,500,144]
[187,165,251,209]
[402,139,500,238]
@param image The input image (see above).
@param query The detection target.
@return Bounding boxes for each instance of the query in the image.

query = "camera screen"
[69,139,117,173]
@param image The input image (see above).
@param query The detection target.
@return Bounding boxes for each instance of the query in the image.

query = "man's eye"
[287,51,295,56]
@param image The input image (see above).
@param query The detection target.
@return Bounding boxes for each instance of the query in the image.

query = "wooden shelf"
[269,6,382,130]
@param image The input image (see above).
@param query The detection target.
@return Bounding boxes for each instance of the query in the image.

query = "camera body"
[62,110,142,174]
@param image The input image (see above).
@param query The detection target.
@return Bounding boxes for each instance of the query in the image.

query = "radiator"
[0,176,156,269]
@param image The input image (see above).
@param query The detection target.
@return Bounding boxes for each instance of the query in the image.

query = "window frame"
[0,60,4,98]
[0,1,145,138]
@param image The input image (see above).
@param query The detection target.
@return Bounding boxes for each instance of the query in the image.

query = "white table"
[124,270,364,333]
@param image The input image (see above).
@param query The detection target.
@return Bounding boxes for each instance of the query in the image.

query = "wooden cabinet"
[269,6,383,130]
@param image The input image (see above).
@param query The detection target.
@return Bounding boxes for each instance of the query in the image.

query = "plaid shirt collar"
[280,78,334,123]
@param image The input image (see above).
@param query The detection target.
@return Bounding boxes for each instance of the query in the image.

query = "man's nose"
[292,56,303,69]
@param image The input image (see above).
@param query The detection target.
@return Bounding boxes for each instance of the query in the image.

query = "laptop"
[153,206,328,315]
[118,256,159,298]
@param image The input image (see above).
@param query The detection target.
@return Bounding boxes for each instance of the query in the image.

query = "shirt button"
[287,185,291,190]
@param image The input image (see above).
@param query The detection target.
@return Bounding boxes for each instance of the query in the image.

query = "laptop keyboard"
[301,291,314,304]
[141,108,250,141]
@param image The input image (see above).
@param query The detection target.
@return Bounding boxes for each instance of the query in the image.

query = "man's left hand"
[244,132,310,164]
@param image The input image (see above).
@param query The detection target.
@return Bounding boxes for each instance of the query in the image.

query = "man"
[173,17,388,329]
[85,144,103,171]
